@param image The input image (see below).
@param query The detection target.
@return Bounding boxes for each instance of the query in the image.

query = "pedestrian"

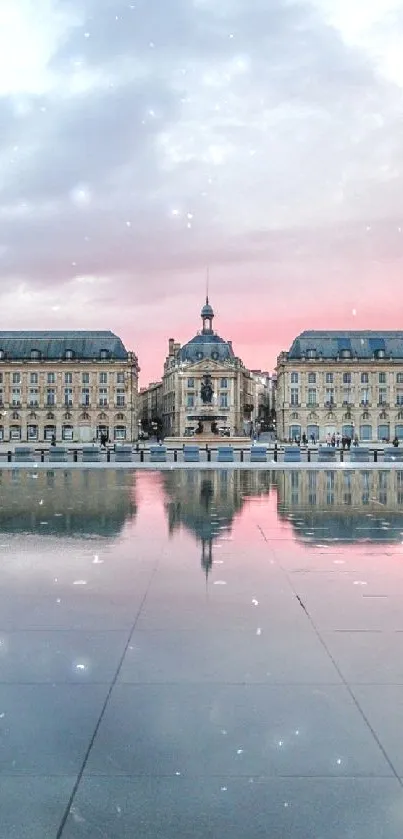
[336,433,340,447]
[331,434,336,447]
[326,433,331,447]
[393,436,399,447]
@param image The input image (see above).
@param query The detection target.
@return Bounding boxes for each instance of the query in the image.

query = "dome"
[201,301,214,318]
[179,333,234,363]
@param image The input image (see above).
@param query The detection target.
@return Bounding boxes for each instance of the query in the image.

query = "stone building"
[0,330,139,444]
[139,380,163,435]
[162,298,254,438]
[276,330,403,443]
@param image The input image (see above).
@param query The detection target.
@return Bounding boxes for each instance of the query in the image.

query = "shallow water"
[1,468,403,838]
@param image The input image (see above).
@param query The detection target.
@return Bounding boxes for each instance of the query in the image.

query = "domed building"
[162,298,254,438]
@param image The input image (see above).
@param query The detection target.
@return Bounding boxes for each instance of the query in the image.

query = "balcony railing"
[306,402,318,408]
[324,401,336,407]
[378,402,389,407]
[360,401,371,407]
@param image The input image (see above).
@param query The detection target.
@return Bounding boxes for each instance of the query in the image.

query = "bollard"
[274,444,278,463]
[174,449,178,462]
[7,450,11,462]
[107,448,111,463]
[140,448,144,463]
[41,450,45,463]
[240,449,244,463]
[307,448,311,463]
[340,449,343,463]
[73,449,78,463]
[207,446,211,462]
[374,449,378,463]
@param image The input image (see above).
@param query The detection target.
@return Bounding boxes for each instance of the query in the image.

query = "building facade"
[139,381,163,436]
[0,330,139,444]
[276,330,403,443]
[162,299,254,437]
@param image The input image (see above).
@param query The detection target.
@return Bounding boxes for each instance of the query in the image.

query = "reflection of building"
[0,331,139,444]
[275,469,403,542]
[163,470,272,575]
[276,330,403,443]
[0,469,136,536]
[162,299,254,437]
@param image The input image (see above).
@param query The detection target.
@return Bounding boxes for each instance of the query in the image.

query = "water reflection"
[163,470,272,575]
[0,469,137,537]
[275,470,403,544]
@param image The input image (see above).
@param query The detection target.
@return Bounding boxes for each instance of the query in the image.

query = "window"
[30,372,38,384]
[82,372,90,384]
[99,372,108,384]
[378,372,386,383]
[12,372,21,384]
[343,373,351,384]
[116,388,125,407]
[0,373,2,383]
[187,377,195,388]
[29,389,39,406]
[361,373,369,383]
[46,388,56,406]
[325,388,335,405]
[27,425,38,440]
[307,388,317,405]
[81,387,90,406]
[290,387,299,406]
[325,373,333,383]
[64,388,73,406]
[116,372,125,384]
[220,393,228,408]
[47,372,55,384]
[397,373,403,384]
[65,372,72,384]
[12,388,21,406]
[62,425,74,441]
[186,394,194,408]
[10,425,21,440]
[100,349,109,360]
[114,425,127,440]
[0,388,3,405]
[30,349,41,360]
[378,387,387,405]
[65,349,74,360]
[0,350,4,360]
[361,389,370,405]
[290,372,298,383]
[220,378,228,389]
[99,388,108,406]
[396,390,403,406]
[307,373,316,383]
[44,425,56,441]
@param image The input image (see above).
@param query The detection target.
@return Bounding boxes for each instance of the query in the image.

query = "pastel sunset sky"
[1,0,403,383]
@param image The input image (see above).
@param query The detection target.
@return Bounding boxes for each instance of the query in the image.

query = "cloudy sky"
[1,0,403,383]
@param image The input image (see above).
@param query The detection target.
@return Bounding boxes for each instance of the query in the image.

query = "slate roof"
[179,332,235,363]
[0,330,128,360]
[288,330,403,360]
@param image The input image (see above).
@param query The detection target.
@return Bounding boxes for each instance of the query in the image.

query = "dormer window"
[0,349,4,361]
[340,349,351,359]
[211,351,219,360]
[306,348,317,359]
[30,349,41,360]
[65,349,74,360]
[375,349,385,359]
[100,349,109,360]
[196,351,204,359]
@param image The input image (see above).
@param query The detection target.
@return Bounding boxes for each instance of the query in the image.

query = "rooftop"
[288,330,403,360]
[0,330,128,360]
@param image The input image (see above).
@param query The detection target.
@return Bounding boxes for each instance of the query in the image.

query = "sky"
[1,0,403,384]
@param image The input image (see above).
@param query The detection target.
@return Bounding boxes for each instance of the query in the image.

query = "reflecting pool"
[1,468,403,838]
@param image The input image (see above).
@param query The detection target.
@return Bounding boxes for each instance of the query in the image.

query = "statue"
[200,375,213,404]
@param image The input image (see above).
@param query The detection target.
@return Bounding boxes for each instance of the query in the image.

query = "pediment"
[184,358,225,372]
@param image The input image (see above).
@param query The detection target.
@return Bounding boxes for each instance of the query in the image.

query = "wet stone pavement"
[1,467,403,837]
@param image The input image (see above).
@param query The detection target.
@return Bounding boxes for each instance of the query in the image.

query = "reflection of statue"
[200,375,213,404]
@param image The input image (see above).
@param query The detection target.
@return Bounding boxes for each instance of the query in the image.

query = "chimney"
[168,338,175,356]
